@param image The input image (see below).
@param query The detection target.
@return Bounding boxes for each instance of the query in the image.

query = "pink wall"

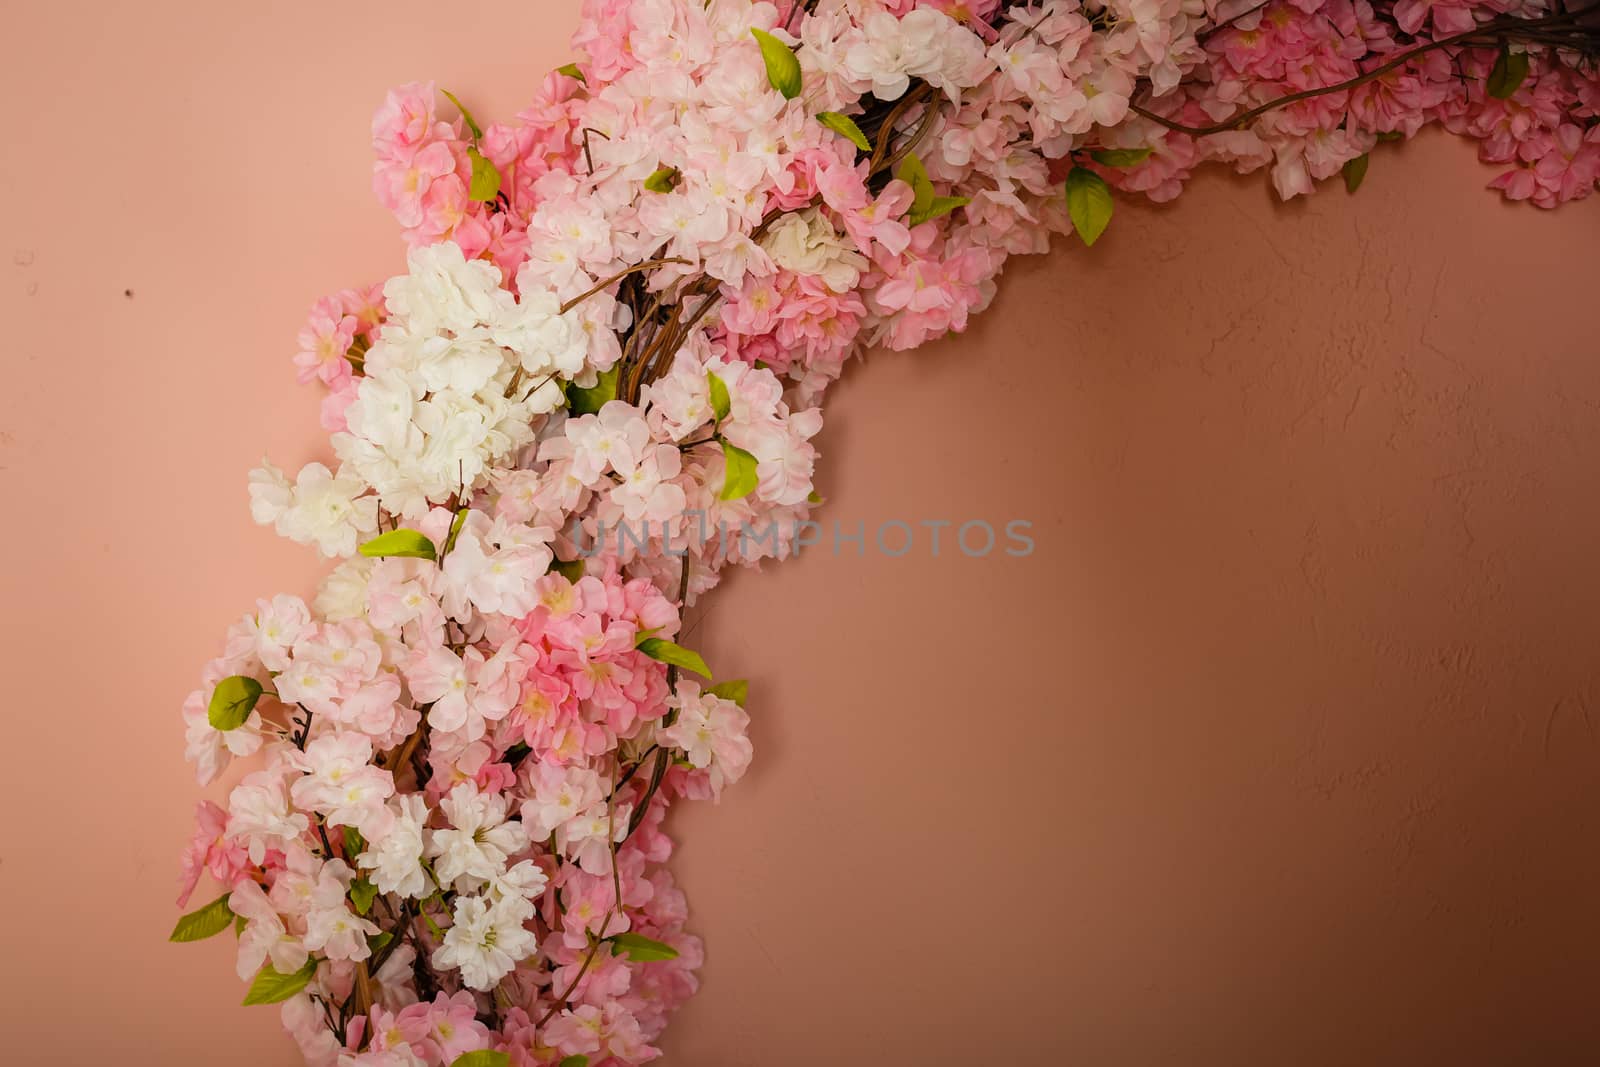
[4,3,1599,1064]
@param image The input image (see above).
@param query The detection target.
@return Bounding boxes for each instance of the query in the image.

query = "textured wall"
[3,3,1598,1065]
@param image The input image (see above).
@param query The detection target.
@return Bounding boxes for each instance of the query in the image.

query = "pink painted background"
[4,2,1600,1063]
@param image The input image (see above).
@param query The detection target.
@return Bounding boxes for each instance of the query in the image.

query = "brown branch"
[561,258,692,314]
[1133,6,1599,138]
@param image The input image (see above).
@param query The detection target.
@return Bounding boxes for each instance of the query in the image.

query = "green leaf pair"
[895,152,969,227]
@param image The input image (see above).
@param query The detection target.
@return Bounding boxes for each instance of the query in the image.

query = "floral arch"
[171,1,1599,1065]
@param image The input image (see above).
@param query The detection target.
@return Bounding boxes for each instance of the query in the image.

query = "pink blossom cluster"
[1115,0,1600,207]
[179,1,1597,1064]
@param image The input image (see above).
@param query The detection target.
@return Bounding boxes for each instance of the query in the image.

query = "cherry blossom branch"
[1131,6,1600,138]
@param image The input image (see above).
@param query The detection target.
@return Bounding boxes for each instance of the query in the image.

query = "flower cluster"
[179,1,1597,1064]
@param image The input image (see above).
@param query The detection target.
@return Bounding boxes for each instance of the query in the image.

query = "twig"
[560,258,692,314]
[1133,7,1600,137]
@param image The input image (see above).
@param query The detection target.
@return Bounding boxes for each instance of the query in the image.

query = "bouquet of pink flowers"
[173,2,1599,1064]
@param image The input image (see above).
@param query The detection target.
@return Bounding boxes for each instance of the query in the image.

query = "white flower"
[490,288,588,377]
[439,516,552,619]
[520,762,606,840]
[659,681,754,799]
[247,459,293,525]
[236,595,313,671]
[182,687,263,786]
[230,880,308,981]
[566,400,651,482]
[433,894,540,991]
[381,241,504,339]
[227,765,310,864]
[842,9,989,102]
[314,557,375,622]
[610,443,688,523]
[300,859,379,962]
[357,794,432,899]
[484,859,549,914]
[403,643,514,741]
[427,782,531,891]
[290,733,396,838]
[249,460,379,559]
[763,210,866,293]
[557,803,630,876]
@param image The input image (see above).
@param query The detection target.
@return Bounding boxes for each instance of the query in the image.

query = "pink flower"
[374,141,460,231]
[372,82,441,160]
[176,801,252,907]
[411,991,492,1064]
[294,296,360,386]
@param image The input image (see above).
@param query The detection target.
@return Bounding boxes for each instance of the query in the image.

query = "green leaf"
[816,111,870,152]
[1065,166,1113,248]
[241,958,317,1006]
[208,675,263,731]
[1342,153,1369,194]
[550,558,586,583]
[706,679,748,706]
[349,877,378,916]
[342,826,366,859]
[450,1053,511,1067]
[359,529,438,561]
[468,147,501,202]
[806,490,823,505]
[565,365,619,415]
[706,371,731,423]
[608,932,681,961]
[440,89,484,140]
[555,63,586,84]
[1090,147,1152,168]
[894,152,935,218]
[750,28,802,99]
[718,439,759,501]
[442,506,471,557]
[559,1057,590,1067]
[234,912,247,936]
[907,194,969,228]
[643,165,680,193]
[1486,48,1529,100]
[367,930,394,955]
[1375,131,1405,143]
[170,892,234,943]
[636,638,711,679]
